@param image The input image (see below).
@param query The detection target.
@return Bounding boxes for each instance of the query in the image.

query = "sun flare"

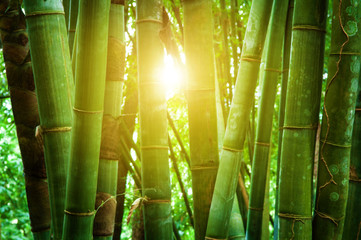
[161,54,184,98]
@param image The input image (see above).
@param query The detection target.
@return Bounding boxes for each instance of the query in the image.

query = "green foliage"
[0,51,31,239]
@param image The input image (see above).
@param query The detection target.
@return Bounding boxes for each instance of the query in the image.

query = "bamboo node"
[248,206,263,211]
[329,52,361,56]
[37,126,72,134]
[26,11,65,18]
[120,113,137,117]
[282,68,289,73]
[264,68,282,73]
[205,237,226,240]
[68,29,76,33]
[136,19,163,25]
[355,108,361,112]
[190,165,218,171]
[292,25,326,33]
[143,199,171,205]
[281,125,317,130]
[73,107,103,114]
[319,139,351,148]
[222,146,243,153]
[278,213,312,239]
[240,56,261,63]
[314,210,343,226]
[64,210,96,217]
[255,142,270,147]
[141,145,169,150]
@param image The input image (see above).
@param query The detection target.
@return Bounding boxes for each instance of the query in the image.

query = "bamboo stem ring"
[255,142,270,147]
[205,237,226,240]
[26,11,65,17]
[135,19,162,25]
[64,210,96,217]
[320,139,351,148]
[264,68,282,73]
[314,210,343,226]
[190,166,218,171]
[73,107,103,114]
[292,25,326,33]
[222,146,243,153]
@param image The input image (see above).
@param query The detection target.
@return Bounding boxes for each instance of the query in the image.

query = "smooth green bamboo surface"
[183,1,219,239]
[62,1,110,239]
[136,0,172,239]
[274,1,294,238]
[23,1,73,239]
[342,66,361,240]
[205,0,273,238]
[216,77,245,240]
[278,0,328,239]
[67,0,78,57]
[313,1,361,239]
[246,0,289,239]
[94,2,125,239]
[63,0,69,28]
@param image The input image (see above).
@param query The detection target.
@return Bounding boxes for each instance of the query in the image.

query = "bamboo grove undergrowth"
[2,0,361,239]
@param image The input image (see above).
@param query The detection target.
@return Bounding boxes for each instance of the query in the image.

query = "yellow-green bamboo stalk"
[94,1,125,239]
[62,1,110,239]
[136,0,172,238]
[206,0,273,238]
[183,1,219,239]
[23,1,73,239]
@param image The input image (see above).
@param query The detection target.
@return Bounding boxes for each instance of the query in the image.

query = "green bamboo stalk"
[136,0,172,238]
[313,0,361,238]
[169,135,194,227]
[62,1,110,239]
[167,112,191,167]
[67,0,78,57]
[94,1,125,239]
[216,68,245,240]
[274,1,294,238]
[23,1,73,239]
[205,0,273,238]
[119,141,141,188]
[277,0,328,238]
[343,70,361,240]
[63,0,69,28]
[183,1,219,239]
[246,0,289,239]
[0,2,51,239]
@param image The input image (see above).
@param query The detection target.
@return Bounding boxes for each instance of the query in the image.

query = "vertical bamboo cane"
[246,0,289,239]
[136,0,172,238]
[183,0,219,239]
[205,0,273,238]
[23,1,73,239]
[278,0,328,238]
[94,1,125,239]
[62,1,110,239]
[313,0,361,238]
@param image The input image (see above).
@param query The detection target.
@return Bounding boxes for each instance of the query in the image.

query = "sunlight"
[161,54,183,99]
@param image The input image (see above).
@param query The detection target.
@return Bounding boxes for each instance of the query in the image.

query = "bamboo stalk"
[136,0,172,238]
[278,0,328,238]
[62,1,111,238]
[183,1,219,238]
[67,0,78,58]
[0,2,51,239]
[94,1,125,239]
[274,1,294,238]
[343,63,361,240]
[246,0,289,238]
[205,0,273,238]
[313,0,361,238]
[23,1,74,239]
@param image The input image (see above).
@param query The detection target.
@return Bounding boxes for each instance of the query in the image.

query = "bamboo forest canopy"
[1,0,361,239]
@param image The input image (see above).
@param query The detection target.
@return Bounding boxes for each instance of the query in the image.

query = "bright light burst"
[161,54,184,99]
